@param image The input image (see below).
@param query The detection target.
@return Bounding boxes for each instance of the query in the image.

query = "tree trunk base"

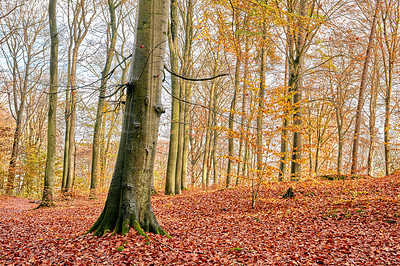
[282,187,294,199]
[87,201,169,238]
[36,201,55,209]
[89,189,97,200]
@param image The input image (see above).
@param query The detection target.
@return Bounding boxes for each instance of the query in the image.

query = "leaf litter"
[1,175,399,265]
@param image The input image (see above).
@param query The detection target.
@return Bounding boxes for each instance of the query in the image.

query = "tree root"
[87,211,169,239]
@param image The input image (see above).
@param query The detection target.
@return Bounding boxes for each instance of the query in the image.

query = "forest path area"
[1,176,400,265]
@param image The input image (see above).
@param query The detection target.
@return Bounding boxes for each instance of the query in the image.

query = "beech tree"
[164,0,179,195]
[39,0,59,207]
[88,0,169,236]
[89,0,120,199]
[61,0,96,194]
[351,0,381,175]
[378,0,399,175]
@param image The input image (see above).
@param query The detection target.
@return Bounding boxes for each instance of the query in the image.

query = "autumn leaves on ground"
[1,176,399,265]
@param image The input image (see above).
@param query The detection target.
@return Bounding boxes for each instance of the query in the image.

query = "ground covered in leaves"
[1,176,400,265]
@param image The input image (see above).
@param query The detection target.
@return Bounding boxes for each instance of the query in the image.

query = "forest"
[0,0,400,264]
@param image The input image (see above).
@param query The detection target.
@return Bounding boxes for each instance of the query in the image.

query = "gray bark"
[90,0,118,199]
[88,0,169,236]
[226,55,240,188]
[180,0,193,190]
[164,0,179,195]
[351,0,380,174]
[40,0,58,207]
[367,58,379,176]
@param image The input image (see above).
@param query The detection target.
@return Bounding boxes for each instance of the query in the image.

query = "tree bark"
[380,3,397,176]
[367,57,379,176]
[40,0,58,207]
[279,45,289,181]
[226,55,240,188]
[175,83,184,194]
[257,22,267,186]
[351,0,380,174]
[201,81,215,189]
[90,0,118,199]
[180,0,193,190]
[164,0,179,195]
[62,0,95,194]
[289,0,307,182]
[88,0,169,236]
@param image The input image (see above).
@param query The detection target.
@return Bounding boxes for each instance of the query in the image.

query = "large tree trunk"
[351,0,380,174]
[90,0,118,199]
[40,0,58,207]
[88,0,169,236]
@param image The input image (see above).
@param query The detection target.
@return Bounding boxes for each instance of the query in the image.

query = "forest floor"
[1,176,400,265]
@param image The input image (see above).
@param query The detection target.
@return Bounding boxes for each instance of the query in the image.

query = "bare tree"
[351,0,381,175]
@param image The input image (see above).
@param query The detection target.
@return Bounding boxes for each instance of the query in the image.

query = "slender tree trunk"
[181,81,191,190]
[7,117,22,195]
[335,104,343,174]
[289,56,303,181]
[88,0,169,236]
[62,2,74,193]
[368,58,379,176]
[62,103,71,191]
[314,130,321,176]
[90,0,118,199]
[384,68,392,176]
[6,57,24,195]
[175,87,184,195]
[256,22,267,188]
[7,36,33,194]
[40,0,58,207]
[164,0,179,195]
[236,36,249,186]
[180,0,193,190]
[351,0,380,174]
[201,81,215,189]
[381,18,396,176]
[279,45,289,181]
[62,0,95,194]
[226,56,240,188]
[289,0,307,181]
[212,122,218,186]
[65,51,79,193]
[307,109,312,176]
[99,113,107,189]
